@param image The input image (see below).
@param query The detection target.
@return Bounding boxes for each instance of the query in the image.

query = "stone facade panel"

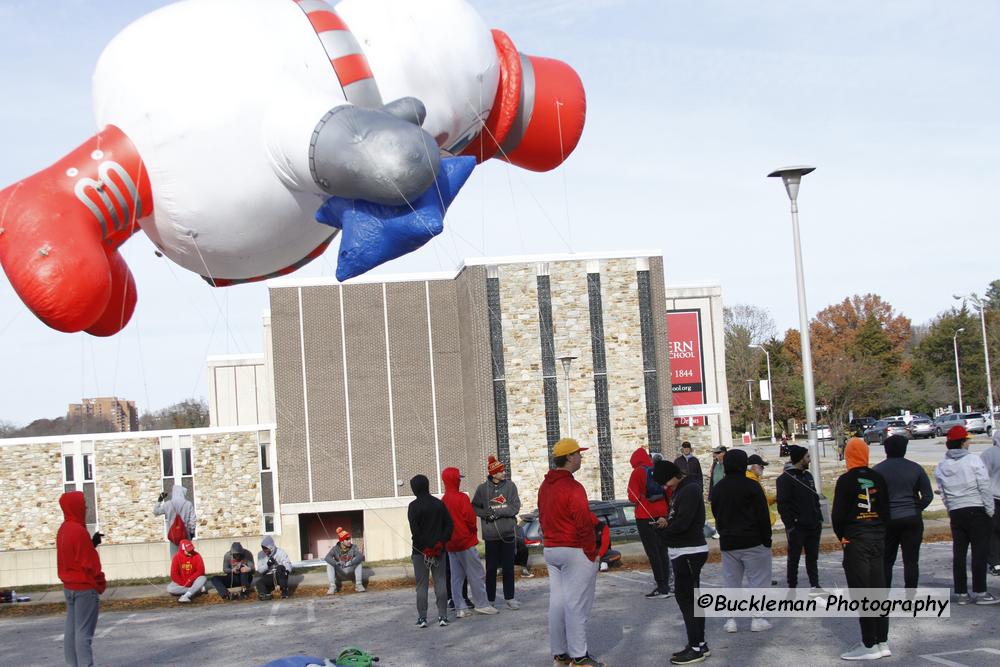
[0,443,62,550]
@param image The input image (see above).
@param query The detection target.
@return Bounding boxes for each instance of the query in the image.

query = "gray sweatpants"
[166,575,207,598]
[64,588,100,667]
[448,547,490,609]
[722,545,772,616]
[411,553,449,620]
[327,563,364,587]
[544,547,598,659]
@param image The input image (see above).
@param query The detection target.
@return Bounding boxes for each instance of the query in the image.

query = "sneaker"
[522,568,535,578]
[974,592,1000,605]
[280,588,290,599]
[356,584,366,592]
[326,586,337,595]
[553,656,572,667]
[219,592,231,601]
[645,588,670,599]
[475,605,500,615]
[877,643,891,658]
[750,618,772,632]
[670,647,706,665]
[438,616,449,627]
[505,598,521,610]
[571,655,607,667]
[809,587,829,597]
[956,593,971,605]
[258,593,272,601]
[456,609,472,619]
[710,531,720,540]
[238,589,250,600]
[723,618,738,633]
[989,565,1000,576]
[671,647,690,659]
[415,617,427,628]
[698,643,711,658]
[840,643,883,660]
[177,594,191,603]
[447,599,456,610]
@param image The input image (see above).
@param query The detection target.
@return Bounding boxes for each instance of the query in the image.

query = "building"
[3,251,731,587]
[67,396,139,432]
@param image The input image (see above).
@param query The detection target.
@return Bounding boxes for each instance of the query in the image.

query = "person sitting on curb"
[325,527,366,595]
[255,535,293,600]
[167,539,207,603]
[210,542,255,600]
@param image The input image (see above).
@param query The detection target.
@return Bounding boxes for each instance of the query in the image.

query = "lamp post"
[746,379,755,438]
[953,327,965,412]
[557,354,578,438]
[751,344,776,443]
[954,293,995,421]
[768,165,827,519]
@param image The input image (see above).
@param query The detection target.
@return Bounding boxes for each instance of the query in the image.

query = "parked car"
[520,499,639,547]
[933,412,987,436]
[863,418,910,445]
[908,417,935,439]
[963,413,988,434]
[849,417,877,437]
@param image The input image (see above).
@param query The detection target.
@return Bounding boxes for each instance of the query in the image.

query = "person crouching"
[325,527,367,594]
[167,539,207,603]
[255,536,293,600]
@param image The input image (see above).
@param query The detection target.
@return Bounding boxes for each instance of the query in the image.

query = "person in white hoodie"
[980,428,1000,576]
[153,485,197,558]
[255,535,294,600]
[934,425,1000,605]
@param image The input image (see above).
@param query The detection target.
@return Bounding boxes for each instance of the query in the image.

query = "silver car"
[863,419,910,445]
[908,417,934,439]
[963,412,987,434]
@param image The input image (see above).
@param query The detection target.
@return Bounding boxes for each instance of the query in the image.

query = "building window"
[536,274,561,456]
[486,274,511,472]
[160,435,196,515]
[258,430,278,534]
[587,272,615,500]
[637,270,662,453]
[62,440,98,532]
[259,430,271,471]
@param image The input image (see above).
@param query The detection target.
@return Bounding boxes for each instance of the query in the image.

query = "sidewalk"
[5,519,955,613]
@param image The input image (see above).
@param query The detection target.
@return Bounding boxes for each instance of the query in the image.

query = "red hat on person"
[336,526,351,542]
[488,455,506,476]
[946,425,969,443]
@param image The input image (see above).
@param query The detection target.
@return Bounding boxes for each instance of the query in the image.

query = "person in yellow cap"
[538,438,605,667]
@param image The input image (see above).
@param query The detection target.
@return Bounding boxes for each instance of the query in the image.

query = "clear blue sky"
[1,0,998,424]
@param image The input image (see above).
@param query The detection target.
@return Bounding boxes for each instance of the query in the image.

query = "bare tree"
[725,305,777,437]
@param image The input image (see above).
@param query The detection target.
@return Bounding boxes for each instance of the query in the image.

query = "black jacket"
[407,475,453,556]
[831,467,889,540]
[710,450,772,551]
[776,467,823,530]
[660,476,707,550]
[872,438,933,520]
[674,454,704,489]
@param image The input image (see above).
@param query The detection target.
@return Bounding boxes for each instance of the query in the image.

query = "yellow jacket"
[746,470,777,526]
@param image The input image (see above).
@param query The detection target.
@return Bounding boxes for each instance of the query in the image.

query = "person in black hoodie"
[657,460,711,665]
[710,449,773,634]
[407,474,454,628]
[776,445,824,594]
[873,434,933,589]
[832,438,891,661]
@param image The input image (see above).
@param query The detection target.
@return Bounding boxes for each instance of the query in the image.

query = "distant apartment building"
[67,397,139,432]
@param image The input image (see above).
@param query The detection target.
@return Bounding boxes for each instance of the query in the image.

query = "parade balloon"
[0,0,586,336]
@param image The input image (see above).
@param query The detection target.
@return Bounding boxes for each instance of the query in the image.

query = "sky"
[1,0,998,424]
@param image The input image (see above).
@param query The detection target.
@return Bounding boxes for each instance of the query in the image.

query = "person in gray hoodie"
[255,535,294,600]
[934,425,1000,605]
[873,435,933,588]
[210,542,255,600]
[981,428,1000,576]
[153,485,197,558]
[472,455,522,610]
[324,526,366,594]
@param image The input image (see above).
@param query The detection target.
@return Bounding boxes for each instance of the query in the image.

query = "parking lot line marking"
[266,602,283,626]
[920,648,1000,666]
[603,572,652,586]
[97,613,137,639]
[307,600,315,623]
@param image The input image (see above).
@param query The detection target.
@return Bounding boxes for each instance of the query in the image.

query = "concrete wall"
[207,354,273,427]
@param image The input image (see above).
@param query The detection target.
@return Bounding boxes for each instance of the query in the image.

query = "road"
[4,541,999,666]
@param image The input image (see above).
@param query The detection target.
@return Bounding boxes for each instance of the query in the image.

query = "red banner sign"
[668,310,706,427]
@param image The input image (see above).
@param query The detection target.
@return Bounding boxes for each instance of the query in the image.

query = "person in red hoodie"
[539,438,604,667]
[441,466,499,617]
[57,490,106,667]
[627,447,673,599]
[167,539,207,603]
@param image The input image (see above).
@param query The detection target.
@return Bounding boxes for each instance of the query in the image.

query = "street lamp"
[953,328,965,412]
[750,344,776,443]
[557,354,578,438]
[954,293,995,421]
[746,379,755,438]
[768,165,827,519]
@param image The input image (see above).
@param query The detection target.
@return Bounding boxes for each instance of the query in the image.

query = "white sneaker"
[521,568,535,578]
[178,594,191,604]
[456,609,472,619]
[877,643,891,657]
[750,618,772,632]
[475,605,500,615]
[711,531,720,539]
[809,587,829,597]
[505,599,521,610]
[356,584,365,593]
[723,618,738,633]
[326,586,337,595]
[840,643,882,660]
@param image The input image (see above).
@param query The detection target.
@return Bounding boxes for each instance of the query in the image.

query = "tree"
[724,305,777,437]
[139,398,210,430]
[910,307,986,412]
[984,279,1000,311]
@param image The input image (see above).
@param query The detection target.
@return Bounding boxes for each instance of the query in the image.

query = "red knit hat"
[488,455,505,476]
[336,526,351,542]
[946,425,969,443]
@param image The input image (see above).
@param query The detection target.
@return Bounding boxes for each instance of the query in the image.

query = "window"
[258,430,271,471]
[64,454,75,483]
[258,429,278,534]
[62,440,98,532]
[161,449,174,478]
[160,435,196,517]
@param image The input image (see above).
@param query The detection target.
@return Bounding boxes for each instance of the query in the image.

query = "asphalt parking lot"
[4,541,999,666]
